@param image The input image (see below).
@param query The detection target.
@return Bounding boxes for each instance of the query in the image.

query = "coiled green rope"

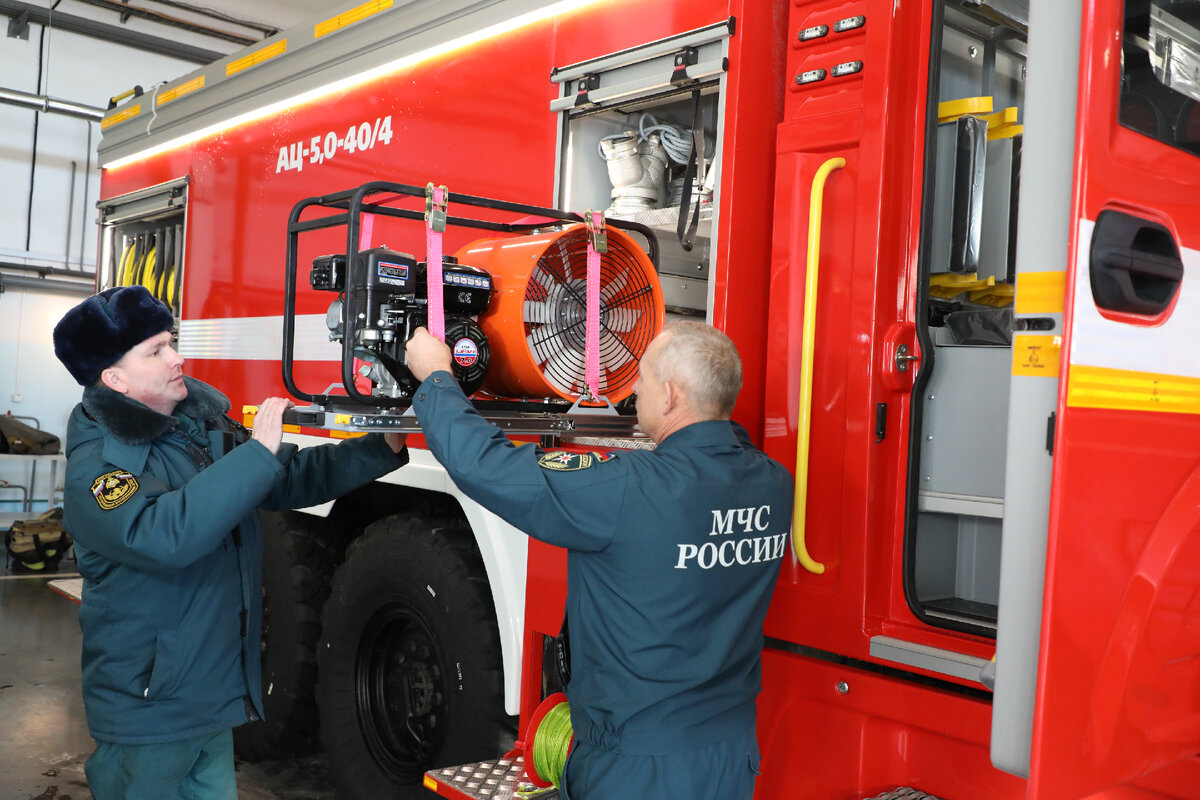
[530,700,573,788]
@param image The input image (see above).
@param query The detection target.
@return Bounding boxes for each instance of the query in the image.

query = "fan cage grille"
[523,227,659,399]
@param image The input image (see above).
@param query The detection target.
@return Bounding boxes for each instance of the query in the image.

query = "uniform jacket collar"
[75,377,230,474]
[654,418,741,451]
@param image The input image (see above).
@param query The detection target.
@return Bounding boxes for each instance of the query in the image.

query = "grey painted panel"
[989,0,1081,778]
[955,514,1002,604]
[929,123,958,274]
[870,635,989,684]
[919,344,1011,499]
[914,509,1002,609]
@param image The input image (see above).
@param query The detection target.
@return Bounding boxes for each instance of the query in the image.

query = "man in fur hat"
[53,286,407,799]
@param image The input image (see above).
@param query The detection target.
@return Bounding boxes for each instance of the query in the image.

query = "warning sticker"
[1012,334,1062,377]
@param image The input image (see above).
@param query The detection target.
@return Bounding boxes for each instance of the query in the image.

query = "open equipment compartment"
[907,0,1028,634]
[552,18,733,324]
[97,177,189,320]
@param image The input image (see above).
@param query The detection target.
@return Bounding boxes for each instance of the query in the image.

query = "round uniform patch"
[537,450,613,472]
[453,338,479,368]
[91,470,139,510]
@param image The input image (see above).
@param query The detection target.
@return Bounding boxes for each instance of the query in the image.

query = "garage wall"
[0,22,198,510]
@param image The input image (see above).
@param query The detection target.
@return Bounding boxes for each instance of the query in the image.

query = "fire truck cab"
[96,0,1200,797]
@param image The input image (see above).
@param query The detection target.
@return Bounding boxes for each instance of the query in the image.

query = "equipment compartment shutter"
[550,19,732,114]
[99,177,189,226]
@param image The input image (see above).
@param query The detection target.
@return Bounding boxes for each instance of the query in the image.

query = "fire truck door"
[995,1,1200,796]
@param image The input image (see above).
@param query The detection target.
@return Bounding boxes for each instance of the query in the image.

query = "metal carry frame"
[281,180,660,438]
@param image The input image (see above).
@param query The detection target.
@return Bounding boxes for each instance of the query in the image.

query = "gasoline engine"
[310,247,493,401]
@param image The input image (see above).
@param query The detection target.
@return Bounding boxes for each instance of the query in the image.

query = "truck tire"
[317,514,513,798]
[234,511,334,761]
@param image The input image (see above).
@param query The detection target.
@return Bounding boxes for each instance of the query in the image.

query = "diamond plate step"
[862,789,945,800]
[424,760,942,800]
[424,757,549,799]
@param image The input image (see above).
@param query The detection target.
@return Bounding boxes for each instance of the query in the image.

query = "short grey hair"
[647,321,742,418]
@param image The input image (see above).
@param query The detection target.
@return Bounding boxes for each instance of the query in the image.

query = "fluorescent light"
[105,0,600,170]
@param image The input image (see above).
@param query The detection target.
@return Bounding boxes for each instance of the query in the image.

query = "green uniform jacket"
[63,377,406,744]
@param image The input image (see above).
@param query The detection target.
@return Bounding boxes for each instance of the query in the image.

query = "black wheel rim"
[354,602,447,780]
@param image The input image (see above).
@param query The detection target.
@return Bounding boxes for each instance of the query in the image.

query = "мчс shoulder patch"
[537,450,614,472]
[91,470,139,510]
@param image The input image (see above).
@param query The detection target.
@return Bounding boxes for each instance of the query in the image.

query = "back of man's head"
[649,321,742,419]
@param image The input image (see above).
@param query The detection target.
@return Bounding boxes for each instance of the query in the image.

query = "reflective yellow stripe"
[226,40,288,76]
[100,103,141,130]
[1012,334,1061,377]
[1015,270,1066,315]
[315,0,393,38]
[1068,364,1200,413]
[422,776,438,791]
[157,75,206,106]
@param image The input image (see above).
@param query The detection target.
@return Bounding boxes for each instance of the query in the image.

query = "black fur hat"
[53,286,175,386]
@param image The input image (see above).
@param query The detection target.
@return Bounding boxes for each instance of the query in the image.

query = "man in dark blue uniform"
[406,321,793,800]
[53,286,408,799]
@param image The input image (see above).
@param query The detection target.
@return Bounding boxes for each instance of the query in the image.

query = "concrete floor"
[0,553,336,800]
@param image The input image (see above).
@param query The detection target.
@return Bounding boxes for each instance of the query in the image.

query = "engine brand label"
[453,338,479,367]
[377,261,408,286]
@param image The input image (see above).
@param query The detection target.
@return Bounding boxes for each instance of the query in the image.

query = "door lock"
[895,344,919,372]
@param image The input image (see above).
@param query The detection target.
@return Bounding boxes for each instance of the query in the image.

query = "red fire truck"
[95,0,1200,797]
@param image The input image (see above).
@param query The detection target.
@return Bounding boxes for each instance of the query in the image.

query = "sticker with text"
[276,115,394,173]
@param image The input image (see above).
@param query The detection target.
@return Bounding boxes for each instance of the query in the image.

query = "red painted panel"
[759,648,1200,798]
[757,648,1025,798]
[762,0,996,678]
[1029,1,1200,797]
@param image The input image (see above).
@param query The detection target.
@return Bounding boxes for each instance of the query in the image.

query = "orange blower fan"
[456,224,664,403]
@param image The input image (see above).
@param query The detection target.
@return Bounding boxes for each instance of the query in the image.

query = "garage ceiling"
[4,0,346,63]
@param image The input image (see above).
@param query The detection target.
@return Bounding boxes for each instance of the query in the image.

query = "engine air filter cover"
[456,224,663,402]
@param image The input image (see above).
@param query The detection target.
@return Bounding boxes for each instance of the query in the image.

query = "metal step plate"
[423,762,941,800]
[423,757,545,800]
[863,789,945,800]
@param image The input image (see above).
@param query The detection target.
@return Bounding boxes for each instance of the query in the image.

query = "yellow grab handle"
[792,156,845,574]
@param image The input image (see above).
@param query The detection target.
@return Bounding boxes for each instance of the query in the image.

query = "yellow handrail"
[792,156,845,574]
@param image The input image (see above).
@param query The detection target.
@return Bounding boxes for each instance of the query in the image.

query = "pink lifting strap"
[584,212,606,402]
[425,184,448,341]
[360,212,375,248]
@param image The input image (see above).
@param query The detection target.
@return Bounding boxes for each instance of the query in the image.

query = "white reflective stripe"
[1069,217,1200,378]
[177,314,339,361]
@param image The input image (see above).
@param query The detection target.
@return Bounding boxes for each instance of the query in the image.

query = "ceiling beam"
[0,0,225,64]
[67,0,259,47]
